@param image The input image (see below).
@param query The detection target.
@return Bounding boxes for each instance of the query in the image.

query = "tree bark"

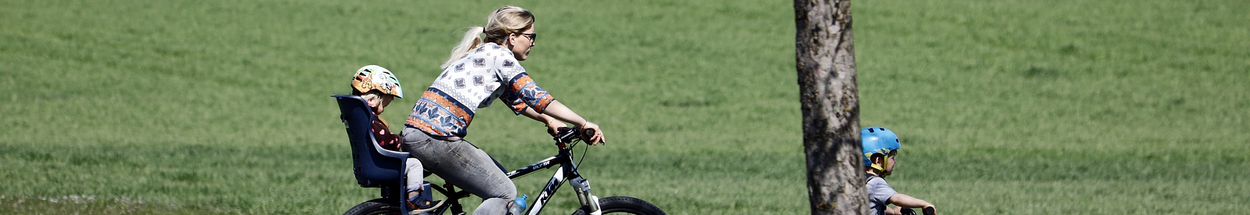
[795,0,865,214]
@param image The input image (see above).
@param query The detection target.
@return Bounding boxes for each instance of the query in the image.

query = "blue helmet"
[861,127,901,168]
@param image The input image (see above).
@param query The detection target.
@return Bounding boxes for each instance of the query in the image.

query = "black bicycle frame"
[425,135,599,215]
[504,140,593,215]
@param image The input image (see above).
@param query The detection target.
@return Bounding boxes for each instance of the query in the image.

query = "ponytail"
[442,26,485,70]
[441,6,533,70]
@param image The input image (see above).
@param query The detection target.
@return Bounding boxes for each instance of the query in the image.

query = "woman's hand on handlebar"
[545,120,567,137]
[580,122,605,145]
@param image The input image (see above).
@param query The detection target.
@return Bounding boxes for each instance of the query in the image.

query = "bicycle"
[334,94,665,215]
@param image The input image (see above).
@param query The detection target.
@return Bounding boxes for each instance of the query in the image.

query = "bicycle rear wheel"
[344,198,401,215]
[571,196,665,215]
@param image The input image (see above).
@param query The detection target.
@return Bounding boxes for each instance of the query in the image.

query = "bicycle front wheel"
[571,196,666,215]
[343,198,401,215]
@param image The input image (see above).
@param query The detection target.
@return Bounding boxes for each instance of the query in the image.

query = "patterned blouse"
[405,43,555,139]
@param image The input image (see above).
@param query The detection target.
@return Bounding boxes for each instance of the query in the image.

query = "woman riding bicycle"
[400,5,605,215]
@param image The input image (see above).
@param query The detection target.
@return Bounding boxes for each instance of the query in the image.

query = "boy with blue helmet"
[863,127,937,215]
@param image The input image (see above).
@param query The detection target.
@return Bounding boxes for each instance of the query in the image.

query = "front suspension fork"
[569,177,601,213]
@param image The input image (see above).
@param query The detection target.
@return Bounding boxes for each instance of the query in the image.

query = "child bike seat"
[334,94,409,187]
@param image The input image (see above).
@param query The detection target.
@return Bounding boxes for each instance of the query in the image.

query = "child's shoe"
[406,194,442,214]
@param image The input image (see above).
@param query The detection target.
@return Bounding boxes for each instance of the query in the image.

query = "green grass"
[2,0,1248,214]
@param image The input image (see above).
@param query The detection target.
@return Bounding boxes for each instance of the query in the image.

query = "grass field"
[2,0,1247,214]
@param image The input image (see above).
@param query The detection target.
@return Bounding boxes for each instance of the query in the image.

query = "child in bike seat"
[351,65,406,151]
[349,65,438,211]
[862,127,937,215]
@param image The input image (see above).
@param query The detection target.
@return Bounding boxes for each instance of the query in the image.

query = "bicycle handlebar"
[555,127,581,143]
[900,207,937,215]
[554,127,597,144]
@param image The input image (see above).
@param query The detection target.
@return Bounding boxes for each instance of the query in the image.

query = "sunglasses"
[521,33,537,42]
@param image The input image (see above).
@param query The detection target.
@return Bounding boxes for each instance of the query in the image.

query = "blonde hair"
[441,6,535,69]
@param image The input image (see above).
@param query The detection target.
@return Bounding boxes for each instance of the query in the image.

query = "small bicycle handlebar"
[900,207,937,215]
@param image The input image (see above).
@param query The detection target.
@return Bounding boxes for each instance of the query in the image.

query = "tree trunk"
[794,0,865,214]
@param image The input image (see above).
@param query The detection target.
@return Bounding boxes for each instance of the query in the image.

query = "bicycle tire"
[343,198,401,215]
[571,196,666,215]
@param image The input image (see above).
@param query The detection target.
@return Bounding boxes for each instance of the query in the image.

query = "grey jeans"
[402,127,516,215]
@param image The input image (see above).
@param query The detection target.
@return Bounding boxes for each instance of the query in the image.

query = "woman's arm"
[537,100,604,144]
[497,68,603,143]
[519,106,564,136]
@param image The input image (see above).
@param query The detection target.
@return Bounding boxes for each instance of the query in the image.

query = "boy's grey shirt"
[867,175,898,215]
